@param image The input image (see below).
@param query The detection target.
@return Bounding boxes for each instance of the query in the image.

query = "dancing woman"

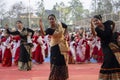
[91,15,120,80]
[39,14,69,80]
[5,21,34,71]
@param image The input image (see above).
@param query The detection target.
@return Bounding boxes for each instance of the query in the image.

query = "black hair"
[48,14,56,20]
[16,20,22,24]
[61,22,67,28]
[93,15,102,20]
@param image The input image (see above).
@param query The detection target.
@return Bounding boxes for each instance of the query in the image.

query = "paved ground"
[0,62,101,80]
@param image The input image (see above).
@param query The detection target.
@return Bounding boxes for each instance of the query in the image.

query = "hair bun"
[93,15,102,20]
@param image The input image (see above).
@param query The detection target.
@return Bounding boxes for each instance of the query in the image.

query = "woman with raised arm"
[39,14,69,80]
[5,21,34,71]
[91,15,120,80]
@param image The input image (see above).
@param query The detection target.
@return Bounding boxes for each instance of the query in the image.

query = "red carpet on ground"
[0,63,101,80]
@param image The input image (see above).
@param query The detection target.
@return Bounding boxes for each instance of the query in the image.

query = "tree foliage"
[69,0,84,22]
[9,1,26,18]
[91,0,120,15]
[52,0,85,24]
[36,0,45,17]
[0,0,6,18]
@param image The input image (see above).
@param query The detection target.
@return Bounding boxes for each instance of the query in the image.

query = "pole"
[0,16,2,27]
[28,0,31,27]
[1,14,3,27]
[95,0,97,14]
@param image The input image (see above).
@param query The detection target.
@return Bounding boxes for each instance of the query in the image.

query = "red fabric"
[92,46,98,55]
[85,44,90,61]
[76,54,85,62]
[12,36,20,42]
[118,32,120,35]
[32,35,39,59]
[82,40,87,44]
[32,36,39,44]
[34,44,44,63]
[14,47,20,65]
[68,51,72,57]
[0,48,2,63]
[9,36,13,43]
[1,37,7,42]
[2,48,12,67]
[82,40,90,61]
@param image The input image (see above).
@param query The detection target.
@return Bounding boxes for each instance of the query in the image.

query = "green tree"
[53,2,71,23]
[91,0,113,15]
[36,0,45,17]
[69,0,84,24]
[9,1,26,18]
[103,0,113,14]
[36,0,49,28]
[83,9,90,18]
[0,0,6,27]
[53,3,59,11]
[112,0,120,13]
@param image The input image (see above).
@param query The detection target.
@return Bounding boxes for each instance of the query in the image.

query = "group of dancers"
[0,26,49,67]
[0,14,120,80]
[0,24,104,67]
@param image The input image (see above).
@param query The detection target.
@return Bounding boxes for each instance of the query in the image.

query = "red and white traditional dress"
[91,37,99,60]
[32,35,38,60]
[12,36,20,65]
[0,42,2,63]
[34,36,44,64]
[2,36,12,67]
[69,40,76,63]
[96,38,103,63]
[82,39,90,62]
[75,37,85,63]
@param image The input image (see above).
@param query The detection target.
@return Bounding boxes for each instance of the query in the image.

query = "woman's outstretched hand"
[90,18,97,36]
[39,17,45,36]
[39,17,43,28]
[91,18,95,28]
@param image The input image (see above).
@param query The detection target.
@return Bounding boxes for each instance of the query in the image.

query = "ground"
[0,63,101,80]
